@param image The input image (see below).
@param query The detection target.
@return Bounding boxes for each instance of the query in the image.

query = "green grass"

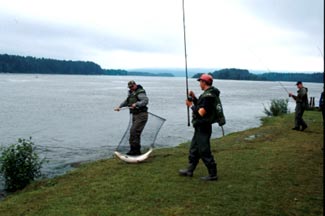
[0,111,323,216]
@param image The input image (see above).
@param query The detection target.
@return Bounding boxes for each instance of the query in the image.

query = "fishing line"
[317,45,324,59]
[247,48,289,95]
[182,0,190,127]
[278,81,289,94]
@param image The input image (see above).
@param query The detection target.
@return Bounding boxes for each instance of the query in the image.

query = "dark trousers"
[129,112,148,150]
[295,103,307,128]
[188,124,217,172]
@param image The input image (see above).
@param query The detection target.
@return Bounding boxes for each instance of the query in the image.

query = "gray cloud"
[0,11,179,61]
[242,0,324,35]
[0,1,322,71]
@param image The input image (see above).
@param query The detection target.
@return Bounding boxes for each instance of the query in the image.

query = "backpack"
[212,94,226,126]
[203,87,226,126]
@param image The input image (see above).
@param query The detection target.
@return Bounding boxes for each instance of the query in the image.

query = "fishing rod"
[182,0,190,127]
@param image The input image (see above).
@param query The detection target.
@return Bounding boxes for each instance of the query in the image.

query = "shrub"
[263,98,289,116]
[0,137,44,191]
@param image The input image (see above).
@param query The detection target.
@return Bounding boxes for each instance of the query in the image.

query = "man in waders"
[179,73,218,181]
[289,81,308,131]
[114,80,149,155]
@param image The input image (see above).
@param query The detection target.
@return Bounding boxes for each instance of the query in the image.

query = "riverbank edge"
[0,111,323,215]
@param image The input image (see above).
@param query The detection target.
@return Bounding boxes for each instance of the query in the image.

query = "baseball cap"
[197,74,213,85]
[128,80,136,87]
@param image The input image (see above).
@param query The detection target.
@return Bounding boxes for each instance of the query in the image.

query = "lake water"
[0,74,323,182]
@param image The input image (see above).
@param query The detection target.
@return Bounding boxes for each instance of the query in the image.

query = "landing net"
[115,112,166,153]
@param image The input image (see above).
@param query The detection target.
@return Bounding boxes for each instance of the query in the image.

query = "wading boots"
[179,164,196,177]
[200,166,218,181]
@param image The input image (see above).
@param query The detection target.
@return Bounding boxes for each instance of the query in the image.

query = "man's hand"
[114,107,120,112]
[188,90,196,99]
[185,99,193,107]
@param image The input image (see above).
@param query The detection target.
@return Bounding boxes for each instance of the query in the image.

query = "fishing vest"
[297,87,308,106]
[127,86,148,114]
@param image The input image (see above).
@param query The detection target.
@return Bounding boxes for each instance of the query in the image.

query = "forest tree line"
[193,68,323,83]
[0,54,174,77]
[0,54,322,82]
[0,54,127,75]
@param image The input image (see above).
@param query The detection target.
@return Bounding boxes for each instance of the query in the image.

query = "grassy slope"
[0,111,323,216]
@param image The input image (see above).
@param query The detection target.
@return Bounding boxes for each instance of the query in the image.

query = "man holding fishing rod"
[114,80,149,156]
[179,73,220,181]
[289,81,308,131]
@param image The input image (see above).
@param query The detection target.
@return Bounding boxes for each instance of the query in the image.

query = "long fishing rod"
[182,0,190,127]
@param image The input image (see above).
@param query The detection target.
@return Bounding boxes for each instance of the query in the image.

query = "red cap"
[197,74,213,85]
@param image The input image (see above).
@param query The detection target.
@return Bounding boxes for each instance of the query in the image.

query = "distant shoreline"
[0,53,323,83]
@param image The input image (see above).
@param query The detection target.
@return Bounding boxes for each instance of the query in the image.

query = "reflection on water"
[0,74,323,181]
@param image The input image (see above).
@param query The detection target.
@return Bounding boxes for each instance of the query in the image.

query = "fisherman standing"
[289,81,308,131]
[114,80,149,155]
[179,74,220,181]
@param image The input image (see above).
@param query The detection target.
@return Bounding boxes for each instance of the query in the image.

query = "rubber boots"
[126,146,142,156]
[201,165,218,181]
[179,164,196,177]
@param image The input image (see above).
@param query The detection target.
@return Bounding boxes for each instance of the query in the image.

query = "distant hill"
[193,68,323,83]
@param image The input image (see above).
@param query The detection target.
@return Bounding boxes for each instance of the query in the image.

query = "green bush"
[0,137,44,192]
[263,98,289,116]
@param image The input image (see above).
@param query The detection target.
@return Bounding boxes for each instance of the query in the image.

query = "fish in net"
[114,112,166,163]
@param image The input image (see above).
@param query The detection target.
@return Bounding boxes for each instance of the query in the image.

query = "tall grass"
[263,98,289,116]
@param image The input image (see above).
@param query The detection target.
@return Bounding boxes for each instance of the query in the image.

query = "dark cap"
[128,80,136,87]
[296,81,302,85]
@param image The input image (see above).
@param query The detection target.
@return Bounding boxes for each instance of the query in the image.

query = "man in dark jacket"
[114,80,149,155]
[289,81,308,131]
[179,74,219,181]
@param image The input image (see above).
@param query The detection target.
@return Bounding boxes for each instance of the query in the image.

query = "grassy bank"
[0,111,323,216]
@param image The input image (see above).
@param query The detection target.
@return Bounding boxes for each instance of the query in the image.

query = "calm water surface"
[0,74,322,181]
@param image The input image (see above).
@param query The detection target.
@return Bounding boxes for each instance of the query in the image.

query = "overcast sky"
[0,0,323,72]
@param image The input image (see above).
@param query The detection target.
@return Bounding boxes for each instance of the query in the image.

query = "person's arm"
[134,93,148,108]
[190,97,212,126]
[297,88,307,100]
[289,92,297,100]
[114,98,128,111]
